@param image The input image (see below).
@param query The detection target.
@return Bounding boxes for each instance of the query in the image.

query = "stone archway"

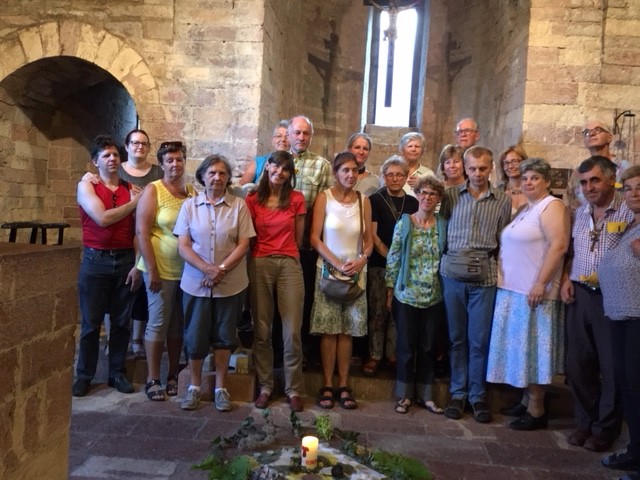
[0,21,159,242]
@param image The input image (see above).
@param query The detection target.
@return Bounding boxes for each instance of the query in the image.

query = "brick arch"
[0,20,158,103]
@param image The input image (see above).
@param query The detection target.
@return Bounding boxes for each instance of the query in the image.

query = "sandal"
[395,398,411,414]
[165,374,178,397]
[317,387,334,409]
[361,358,380,377]
[145,379,165,401]
[335,387,358,410]
[416,399,444,414]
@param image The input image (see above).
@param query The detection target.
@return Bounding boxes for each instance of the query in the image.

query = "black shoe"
[472,401,492,423]
[501,403,527,417]
[602,452,640,471]
[72,378,91,397]
[509,411,547,431]
[108,374,134,394]
[444,399,465,420]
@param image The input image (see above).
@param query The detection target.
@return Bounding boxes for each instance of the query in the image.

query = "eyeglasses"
[160,141,184,149]
[456,129,477,136]
[582,127,607,138]
[128,140,150,147]
[417,190,439,198]
[503,158,522,167]
[384,172,407,179]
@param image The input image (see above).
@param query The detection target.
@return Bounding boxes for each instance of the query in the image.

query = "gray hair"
[381,155,409,176]
[413,175,445,198]
[520,157,552,182]
[398,132,426,152]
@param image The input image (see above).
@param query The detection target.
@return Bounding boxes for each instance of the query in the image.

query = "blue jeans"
[442,276,496,404]
[76,248,136,381]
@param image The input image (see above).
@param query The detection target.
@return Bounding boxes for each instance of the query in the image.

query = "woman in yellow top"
[136,141,195,401]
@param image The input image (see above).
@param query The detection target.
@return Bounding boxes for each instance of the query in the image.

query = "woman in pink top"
[246,151,306,412]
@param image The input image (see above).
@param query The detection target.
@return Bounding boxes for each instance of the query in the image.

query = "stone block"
[40,21,61,57]
[45,370,72,438]
[18,26,43,62]
[23,391,43,454]
[606,18,640,37]
[109,46,143,81]
[143,20,173,40]
[20,328,75,390]
[0,39,26,82]
[525,80,578,105]
[93,33,122,71]
[177,368,256,403]
[0,399,17,477]
[0,349,18,405]
[75,23,106,63]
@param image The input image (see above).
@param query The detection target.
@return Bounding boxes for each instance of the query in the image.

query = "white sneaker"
[215,388,231,411]
[181,387,201,410]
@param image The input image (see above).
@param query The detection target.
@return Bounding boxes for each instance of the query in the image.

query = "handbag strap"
[356,191,363,256]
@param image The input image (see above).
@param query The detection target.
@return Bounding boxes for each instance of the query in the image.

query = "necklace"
[379,189,406,221]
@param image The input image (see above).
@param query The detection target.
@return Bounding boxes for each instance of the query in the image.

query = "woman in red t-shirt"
[246,151,306,412]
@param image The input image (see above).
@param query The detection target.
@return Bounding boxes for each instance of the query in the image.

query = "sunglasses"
[159,141,184,149]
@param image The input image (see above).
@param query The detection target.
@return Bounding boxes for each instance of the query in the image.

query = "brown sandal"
[361,358,379,377]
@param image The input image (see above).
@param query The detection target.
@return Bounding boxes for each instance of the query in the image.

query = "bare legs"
[320,333,356,408]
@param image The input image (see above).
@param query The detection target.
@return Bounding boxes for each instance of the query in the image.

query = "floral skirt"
[310,269,367,337]
[486,288,564,388]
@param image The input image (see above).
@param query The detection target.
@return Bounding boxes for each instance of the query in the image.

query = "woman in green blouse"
[386,175,447,415]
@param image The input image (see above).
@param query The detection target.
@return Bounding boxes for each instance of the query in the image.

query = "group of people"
[71,115,640,479]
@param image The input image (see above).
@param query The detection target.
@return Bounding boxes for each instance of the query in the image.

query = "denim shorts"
[182,291,241,359]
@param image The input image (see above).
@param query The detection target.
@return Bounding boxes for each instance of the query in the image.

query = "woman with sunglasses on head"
[136,141,195,401]
[245,151,306,412]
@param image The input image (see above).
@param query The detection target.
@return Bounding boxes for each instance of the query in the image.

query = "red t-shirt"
[80,181,135,249]
[245,190,306,258]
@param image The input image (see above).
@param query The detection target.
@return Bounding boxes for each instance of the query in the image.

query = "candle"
[301,435,318,468]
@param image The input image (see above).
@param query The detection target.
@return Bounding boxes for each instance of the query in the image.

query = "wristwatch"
[219,263,227,272]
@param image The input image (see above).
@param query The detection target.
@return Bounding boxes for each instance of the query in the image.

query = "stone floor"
[68,349,629,479]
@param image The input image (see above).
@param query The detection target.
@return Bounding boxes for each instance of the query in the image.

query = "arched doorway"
[0,22,158,243]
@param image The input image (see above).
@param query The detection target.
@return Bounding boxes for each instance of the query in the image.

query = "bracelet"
[358,253,369,261]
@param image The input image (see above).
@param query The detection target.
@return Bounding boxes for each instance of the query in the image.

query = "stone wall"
[0,244,79,480]
[419,0,531,167]
[523,0,640,167]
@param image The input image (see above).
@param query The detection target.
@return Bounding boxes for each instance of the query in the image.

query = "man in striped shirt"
[439,146,511,423]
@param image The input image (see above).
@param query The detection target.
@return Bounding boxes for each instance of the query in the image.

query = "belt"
[574,281,602,295]
[84,247,134,257]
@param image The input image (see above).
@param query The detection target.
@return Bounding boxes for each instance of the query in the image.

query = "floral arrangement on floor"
[193,410,433,479]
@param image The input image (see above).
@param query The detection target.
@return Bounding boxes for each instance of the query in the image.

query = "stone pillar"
[0,243,80,480]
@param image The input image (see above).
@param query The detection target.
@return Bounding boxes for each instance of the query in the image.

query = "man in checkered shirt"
[287,115,332,364]
[561,155,633,453]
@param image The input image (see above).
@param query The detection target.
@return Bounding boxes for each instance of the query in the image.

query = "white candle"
[301,435,318,468]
